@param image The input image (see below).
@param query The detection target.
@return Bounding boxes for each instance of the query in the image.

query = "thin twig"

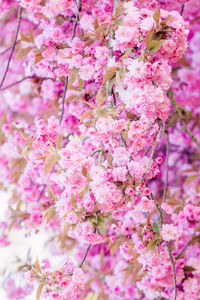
[0,7,23,88]
[162,129,170,203]
[59,76,68,125]
[64,15,75,33]
[167,89,200,151]
[141,119,162,182]
[0,22,40,57]
[180,4,185,16]
[106,0,120,107]
[79,244,91,268]
[0,40,21,56]
[37,184,46,202]
[166,241,177,300]
[0,76,54,91]
[89,148,103,157]
[0,76,33,91]
[71,0,82,40]
[97,147,103,165]
[175,234,196,260]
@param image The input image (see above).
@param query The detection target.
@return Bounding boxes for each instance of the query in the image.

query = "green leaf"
[149,39,165,53]
[152,220,160,233]
[145,234,159,253]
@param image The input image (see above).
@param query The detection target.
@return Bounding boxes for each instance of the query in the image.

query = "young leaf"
[56,134,63,150]
[96,88,104,107]
[107,149,113,167]
[66,94,78,103]
[102,67,119,85]
[145,234,159,253]
[82,165,88,177]
[70,193,78,209]
[68,68,79,86]
[80,109,94,122]
[20,32,30,42]
[44,155,59,175]
[152,220,160,233]
[94,17,99,30]
[15,47,33,59]
[153,7,160,27]
[34,53,43,64]
[145,25,154,50]
[43,205,56,224]
[120,48,132,60]
[84,292,99,300]
[34,257,42,274]
[149,39,165,53]
[36,283,45,300]
[160,15,172,26]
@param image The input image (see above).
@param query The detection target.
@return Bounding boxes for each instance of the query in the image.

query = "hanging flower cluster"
[0,0,200,299]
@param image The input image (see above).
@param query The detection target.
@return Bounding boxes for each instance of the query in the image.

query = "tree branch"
[167,89,200,151]
[0,76,33,91]
[79,244,91,268]
[0,40,21,57]
[59,76,68,125]
[71,0,82,40]
[162,129,170,203]
[166,241,177,300]
[180,4,185,16]
[106,0,120,107]
[64,15,75,33]
[0,22,40,57]
[175,233,196,260]
[0,76,54,91]
[0,7,23,89]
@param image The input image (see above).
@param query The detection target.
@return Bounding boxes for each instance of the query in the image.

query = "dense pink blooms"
[0,0,200,299]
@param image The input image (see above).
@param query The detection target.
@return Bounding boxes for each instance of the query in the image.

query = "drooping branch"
[175,233,199,260]
[180,4,185,16]
[79,244,92,268]
[0,22,40,57]
[162,129,170,203]
[106,0,120,107]
[0,40,21,56]
[0,7,23,89]
[59,76,68,125]
[0,76,33,91]
[167,89,200,151]
[166,241,177,300]
[71,0,82,40]
[64,15,75,33]
[0,76,54,91]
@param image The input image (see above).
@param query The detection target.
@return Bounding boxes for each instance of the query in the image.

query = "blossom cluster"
[0,0,200,299]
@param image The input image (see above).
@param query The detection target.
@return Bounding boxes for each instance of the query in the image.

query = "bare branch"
[180,4,185,16]
[37,184,46,202]
[0,40,21,57]
[175,233,196,260]
[79,244,91,268]
[64,15,75,33]
[71,0,82,40]
[0,7,23,88]
[0,76,54,91]
[167,89,200,151]
[0,76,33,91]
[106,0,120,107]
[162,129,170,203]
[0,22,40,57]
[166,241,177,300]
[59,76,68,125]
